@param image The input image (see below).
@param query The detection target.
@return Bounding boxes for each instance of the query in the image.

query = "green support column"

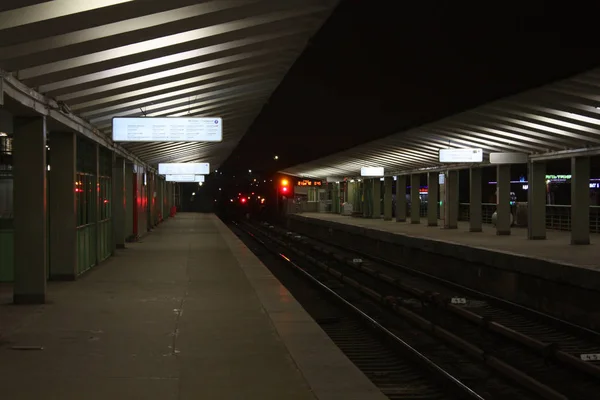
[383,177,393,221]
[427,172,438,227]
[444,170,459,229]
[113,155,126,249]
[527,162,546,240]
[362,179,370,218]
[571,157,590,245]
[469,168,483,232]
[49,131,77,280]
[496,165,511,235]
[364,179,373,218]
[94,143,101,264]
[396,175,407,222]
[410,174,420,224]
[372,178,381,219]
[125,162,133,237]
[13,117,47,304]
[333,183,340,213]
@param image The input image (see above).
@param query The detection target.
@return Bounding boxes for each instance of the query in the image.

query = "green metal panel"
[0,229,14,282]
[98,219,112,262]
[77,224,97,275]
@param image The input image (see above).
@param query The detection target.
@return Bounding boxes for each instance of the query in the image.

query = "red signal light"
[280,178,290,194]
[240,198,247,204]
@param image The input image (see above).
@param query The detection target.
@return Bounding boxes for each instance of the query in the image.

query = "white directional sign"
[361,167,384,177]
[439,148,483,163]
[165,175,205,182]
[158,163,209,175]
[112,117,222,142]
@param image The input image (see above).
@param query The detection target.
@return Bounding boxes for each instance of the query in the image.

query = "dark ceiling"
[221,0,600,175]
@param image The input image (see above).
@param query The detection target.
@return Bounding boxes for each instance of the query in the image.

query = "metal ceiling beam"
[39,47,294,94]
[0,1,260,63]
[17,6,327,81]
[68,61,283,110]
[0,0,135,30]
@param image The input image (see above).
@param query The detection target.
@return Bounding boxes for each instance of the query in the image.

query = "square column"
[372,179,381,219]
[527,162,546,240]
[395,175,407,222]
[113,156,126,248]
[362,180,372,218]
[427,172,438,226]
[125,163,133,235]
[469,168,483,232]
[571,157,590,245]
[444,170,459,229]
[410,174,420,224]
[347,181,355,210]
[496,164,511,235]
[13,117,47,304]
[49,131,77,280]
[439,173,445,225]
[94,144,101,263]
[383,177,393,221]
[333,183,341,214]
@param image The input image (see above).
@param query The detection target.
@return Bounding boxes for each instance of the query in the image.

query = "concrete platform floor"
[299,213,600,270]
[0,213,385,400]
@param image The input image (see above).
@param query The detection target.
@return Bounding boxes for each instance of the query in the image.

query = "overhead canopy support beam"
[1,71,154,172]
[0,0,135,30]
[529,146,600,162]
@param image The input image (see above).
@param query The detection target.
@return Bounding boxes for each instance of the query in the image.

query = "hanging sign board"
[439,148,483,163]
[158,163,209,175]
[112,117,222,142]
[360,167,384,177]
[165,175,205,182]
[489,152,528,164]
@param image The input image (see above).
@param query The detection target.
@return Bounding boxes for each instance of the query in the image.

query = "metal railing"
[457,203,600,234]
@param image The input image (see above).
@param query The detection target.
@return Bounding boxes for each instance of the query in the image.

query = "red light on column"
[280,178,290,194]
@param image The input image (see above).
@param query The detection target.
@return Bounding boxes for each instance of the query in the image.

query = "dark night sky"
[221,0,600,174]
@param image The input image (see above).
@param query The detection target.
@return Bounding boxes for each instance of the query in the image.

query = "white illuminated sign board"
[112,117,222,142]
[361,167,384,177]
[165,175,205,182]
[158,163,209,175]
[439,148,483,163]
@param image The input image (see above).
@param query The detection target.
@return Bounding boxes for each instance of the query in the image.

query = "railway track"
[232,221,542,400]
[243,220,600,400]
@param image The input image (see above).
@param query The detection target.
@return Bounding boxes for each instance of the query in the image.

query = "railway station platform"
[288,213,600,331]
[0,214,385,400]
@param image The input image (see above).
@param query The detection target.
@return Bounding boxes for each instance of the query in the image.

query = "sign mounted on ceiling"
[361,167,384,177]
[158,163,210,175]
[112,117,222,142]
[165,175,205,182]
[439,148,483,163]
[489,152,528,164]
